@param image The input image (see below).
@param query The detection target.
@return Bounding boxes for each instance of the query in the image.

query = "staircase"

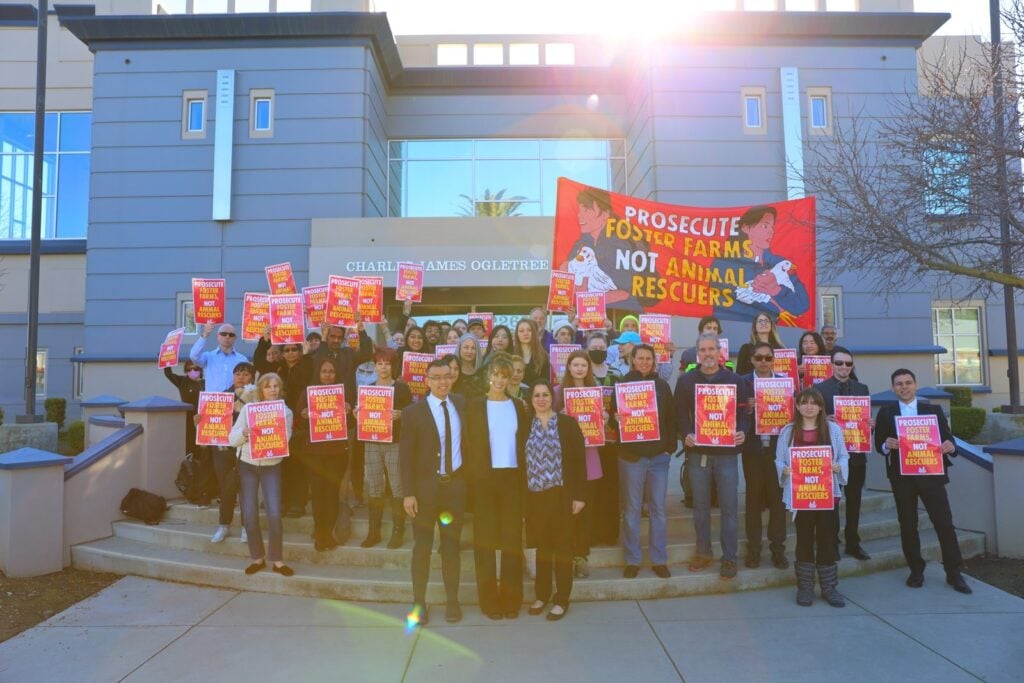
[71,489,985,604]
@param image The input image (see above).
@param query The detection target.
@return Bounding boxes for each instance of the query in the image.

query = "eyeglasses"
[283,347,301,353]
[426,374,451,382]
[219,332,236,338]
[752,354,774,361]
[755,319,771,325]
[833,360,854,367]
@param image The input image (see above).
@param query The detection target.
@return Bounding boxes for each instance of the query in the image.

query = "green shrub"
[66,420,85,454]
[992,406,1002,413]
[0,405,4,424]
[44,397,67,430]
[940,386,973,408]
[950,406,986,441]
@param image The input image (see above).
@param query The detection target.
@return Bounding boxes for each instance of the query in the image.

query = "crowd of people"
[163,302,972,626]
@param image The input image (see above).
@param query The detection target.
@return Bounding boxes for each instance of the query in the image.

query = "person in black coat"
[163,360,203,450]
[874,368,971,594]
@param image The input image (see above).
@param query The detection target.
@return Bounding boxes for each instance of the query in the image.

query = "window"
[234,0,270,11]
[0,111,91,240]
[509,43,540,65]
[786,0,816,9]
[437,44,468,66]
[545,43,575,65]
[249,89,274,138]
[473,44,504,66]
[35,349,47,398]
[818,287,843,337]
[826,0,857,10]
[925,144,971,216]
[807,86,832,136]
[741,87,767,134]
[933,305,984,385]
[181,90,207,139]
[178,292,198,335]
[72,346,84,400]
[388,138,626,218]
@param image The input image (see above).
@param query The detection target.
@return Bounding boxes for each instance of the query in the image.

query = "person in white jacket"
[230,372,294,577]
[776,388,849,608]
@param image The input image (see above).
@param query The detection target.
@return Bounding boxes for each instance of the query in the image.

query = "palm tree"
[458,188,526,216]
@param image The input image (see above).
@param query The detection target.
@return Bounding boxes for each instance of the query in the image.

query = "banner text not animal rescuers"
[247,401,289,460]
[552,178,815,327]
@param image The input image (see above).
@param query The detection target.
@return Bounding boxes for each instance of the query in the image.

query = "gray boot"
[817,563,846,608]
[795,561,815,606]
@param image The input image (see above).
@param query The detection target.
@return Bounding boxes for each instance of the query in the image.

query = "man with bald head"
[190,322,250,394]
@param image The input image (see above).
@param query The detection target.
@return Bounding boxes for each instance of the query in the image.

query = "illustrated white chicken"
[568,246,618,293]
[735,260,796,305]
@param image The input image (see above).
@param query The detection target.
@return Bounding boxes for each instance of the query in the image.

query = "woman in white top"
[230,372,294,576]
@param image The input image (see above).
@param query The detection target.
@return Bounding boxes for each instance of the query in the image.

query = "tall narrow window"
[807,86,833,136]
[181,89,207,139]
[35,349,47,398]
[72,346,85,400]
[933,305,984,385]
[249,89,274,138]
[741,87,767,135]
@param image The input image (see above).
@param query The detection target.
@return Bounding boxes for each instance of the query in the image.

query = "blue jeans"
[239,462,283,563]
[687,453,739,563]
[619,453,670,566]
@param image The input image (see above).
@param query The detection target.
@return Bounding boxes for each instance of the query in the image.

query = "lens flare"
[439,511,453,526]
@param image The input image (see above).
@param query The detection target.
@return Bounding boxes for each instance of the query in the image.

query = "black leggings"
[795,509,836,565]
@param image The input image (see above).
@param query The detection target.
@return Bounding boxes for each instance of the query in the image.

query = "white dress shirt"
[883,398,919,454]
[426,392,462,473]
[486,399,518,469]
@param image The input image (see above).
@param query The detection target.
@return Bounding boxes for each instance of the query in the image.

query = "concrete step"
[110,506,926,570]
[71,530,985,604]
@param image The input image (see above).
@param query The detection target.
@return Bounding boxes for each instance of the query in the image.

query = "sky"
[372,0,996,38]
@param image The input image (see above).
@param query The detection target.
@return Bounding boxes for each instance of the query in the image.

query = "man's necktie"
[441,400,453,475]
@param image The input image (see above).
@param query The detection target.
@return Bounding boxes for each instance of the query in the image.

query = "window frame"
[181,89,208,139]
[807,86,833,137]
[72,346,85,400]
[741,87,768,135]
[177,292,199,336]
[35,349,47,399]
[924,141,972,217]
[249,88,274,138]
[932,302,986,386]
[817,286,843,339]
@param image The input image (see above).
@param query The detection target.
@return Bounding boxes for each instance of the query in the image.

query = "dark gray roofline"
[56,9,949,92]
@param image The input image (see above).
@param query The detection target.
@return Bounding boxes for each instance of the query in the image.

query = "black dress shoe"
[906,571,925,588]
[652,564,671,578]
[272,563,294,577]
[623,565,640,578]
[846,546,872,561]
[445,603,463,623]
[546,605,568,621]
[244,559,266,575]
[409,604,428,626]
[947,574,973,594]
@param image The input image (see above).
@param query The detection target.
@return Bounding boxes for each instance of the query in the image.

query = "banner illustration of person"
[552,178,815,328]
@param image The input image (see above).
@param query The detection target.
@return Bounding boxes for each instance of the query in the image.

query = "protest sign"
[639,314,672,363]
[754,377,794,436]
[247,400,290,460]
[326,275,359,327]
[307,384,348,442]
[550,344,581,383]
[269,294,304,344]
[694,383,737,447]
[192,278,225,324]
[896,415,945,475]
[395,262,424,302]
[575,291,606,331]
[196,391,234,446]
[773,348,799,387]
[158,328,185,369]
[402,352,434,401]
[833,396,871,453]
[802,355,833,388]
[265,262,296,295]
[302,285,328,330]
[358,385,394,442]
[790,445,835,510]
[563,386,605,447]
[546,270,575,312]
[615,381,660,443]
[241,293,270,341]
[356,276,384,323]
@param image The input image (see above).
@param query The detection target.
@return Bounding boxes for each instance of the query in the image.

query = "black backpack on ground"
[120,488,167,525]
[175,451,217,505]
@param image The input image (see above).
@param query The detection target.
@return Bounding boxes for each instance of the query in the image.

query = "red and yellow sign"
[833,396,871,453]
[357,385,394,443]
[639,314,671,363]
[790,445,834,510]
[402,352,434,401]
[563,386,605,447]
[241,293,270,342]
[802,356,832,388]
[191,278,225,325]
[196,391,234,446]
[546,270,576,312]
[615,380,660,443]
[773,348,799,387]
[307,384,348,443]
[694,383,737,447]
[396,262,424,302]
[265,262,297,295]
[552,178,816,326]
[356,276,384,324]
[326,275,359,327]
[754,377,794,436]
[247,400,290,460]
[575,291,606,331]
[158,328,185,369]
[896,415,944,476]
[269,294,304,344]
[302,285,328,330]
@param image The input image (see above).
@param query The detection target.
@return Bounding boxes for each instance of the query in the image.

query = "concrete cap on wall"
[89,415,126,428]
[118,396,193,414]
[0,447,68,471]
[983,437,1024,458]
[81,395,129,408]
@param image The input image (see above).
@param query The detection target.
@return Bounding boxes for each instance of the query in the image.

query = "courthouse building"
[0,0,1020,421]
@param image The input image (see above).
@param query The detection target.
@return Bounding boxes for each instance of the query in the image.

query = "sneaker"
[210,525,229,544]
[573,556,590,578]
[240,527,248,544]
[720,560,738,580]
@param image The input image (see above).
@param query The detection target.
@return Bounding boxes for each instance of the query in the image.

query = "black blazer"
[874,402,955,484]
[464,396,528,482]
[518,412,587,504]
[399,394,468,502]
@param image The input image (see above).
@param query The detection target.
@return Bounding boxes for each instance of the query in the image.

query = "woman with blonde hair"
[736,313,784,375]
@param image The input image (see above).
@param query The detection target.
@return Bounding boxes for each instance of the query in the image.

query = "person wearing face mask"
[585,333,621,546]
[164,359,204,451]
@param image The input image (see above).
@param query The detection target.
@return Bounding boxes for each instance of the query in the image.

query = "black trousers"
[305,440,348,543]
[529,486,574,609]
[574,478,598,558]
[891,475,962,576]
[472,469,524,613]
[835,454,867,547]
[348,435,366,498]
[591,445,619,545]
[411,477,466,606]
[741,444,786,555]
[210,446,238,526]
[795,509,836,565]
[281,434,309,512]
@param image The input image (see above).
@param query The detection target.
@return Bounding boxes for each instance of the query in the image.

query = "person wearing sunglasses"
[189,322,250,408]
[816,346,873,562]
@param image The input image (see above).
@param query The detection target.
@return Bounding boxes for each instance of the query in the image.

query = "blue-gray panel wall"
[84,45,377,355]
[0,322,85,424]
[625,64,655,200]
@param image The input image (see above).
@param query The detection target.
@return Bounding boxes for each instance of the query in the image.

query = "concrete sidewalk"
[1,565,1021,682]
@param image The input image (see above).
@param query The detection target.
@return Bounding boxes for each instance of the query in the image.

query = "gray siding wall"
[0,317,84,424]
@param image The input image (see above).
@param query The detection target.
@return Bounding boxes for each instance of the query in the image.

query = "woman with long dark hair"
[513,318,551,386]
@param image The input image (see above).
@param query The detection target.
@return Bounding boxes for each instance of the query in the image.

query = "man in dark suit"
[400,358,469,625]
[874,368,971,594]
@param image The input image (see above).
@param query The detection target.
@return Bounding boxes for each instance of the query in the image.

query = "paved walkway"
[1,565,1021,682]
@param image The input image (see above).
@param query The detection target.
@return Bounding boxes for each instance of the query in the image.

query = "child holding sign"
[775,388,849,608]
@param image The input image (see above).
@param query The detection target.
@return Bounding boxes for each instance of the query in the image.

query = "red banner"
[196,391,234,446]
[896,415,944,476]
[356,276,384,324]
[552,178,816,326]
[602,385,617,442]
[719,337,730,366]
[790,445,835,510]
[754,377,794,436]
[158,328,185,369]
[563,386,605,447]
[247,400,290,460]
[639,314,671,363]
[302,285,328,330]
[550,344,581,383]
[773,348,799,387]
[192,278,225,325]
[833,396,871,453]
[357,385,394,443]
[402,352,434,401]
[395,261,424,302]
[547,270,576,312]
[241,293,270,342]
[326,275,359,327]
[694,383,737,447]
[470,312,494,335]
[434,343,457,359]
[802,356,833,388]
[615,381,660,443]
[269,294,304,344]
[307,384,348,443]
[575,291,606,331]
[265,262,297,295]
